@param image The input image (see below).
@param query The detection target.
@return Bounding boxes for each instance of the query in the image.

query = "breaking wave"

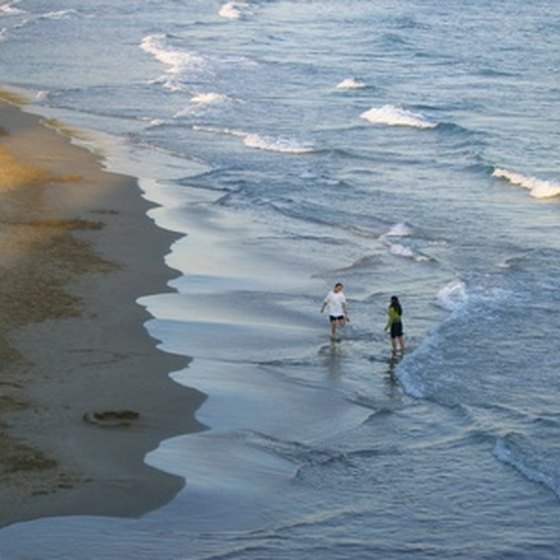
[219,1,251,19]
[360,104,436,129]
[194,125,315,154]
[379,223,431,262]
[336,78,367,90]
[492,168,560,199]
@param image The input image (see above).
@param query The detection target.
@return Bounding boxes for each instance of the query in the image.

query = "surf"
[360,104,436,129]
[492,167,560,199]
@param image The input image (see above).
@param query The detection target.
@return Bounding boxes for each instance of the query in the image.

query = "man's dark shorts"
[330,315,345,322]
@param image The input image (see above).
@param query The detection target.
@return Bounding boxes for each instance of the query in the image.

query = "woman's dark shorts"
[390,320,403,338]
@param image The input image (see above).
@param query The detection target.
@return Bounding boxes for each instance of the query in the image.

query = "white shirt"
[324,290,346,317]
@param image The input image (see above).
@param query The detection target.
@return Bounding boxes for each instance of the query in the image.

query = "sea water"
[1,0,559,558]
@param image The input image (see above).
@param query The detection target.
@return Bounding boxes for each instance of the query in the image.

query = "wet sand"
[0,96,205,528]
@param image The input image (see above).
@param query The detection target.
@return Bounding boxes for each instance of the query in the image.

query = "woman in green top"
[385,295,405,352]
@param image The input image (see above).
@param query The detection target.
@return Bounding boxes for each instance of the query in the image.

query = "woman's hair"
[390,295,402,315]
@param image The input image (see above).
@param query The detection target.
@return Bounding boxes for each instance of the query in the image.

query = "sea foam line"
[194,125,315,154]
[141,34,210,91]
[492,168,560,199]
[174,92,233,117]
[37,9,77,20]
[361,104,436,129]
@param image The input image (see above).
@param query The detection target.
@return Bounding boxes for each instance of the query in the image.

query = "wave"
[492,168,560,199]
[336,78,367,90]
[494,433,560,500]
[174,92,233,117]
[141,33,210,92]
[0,1,25,15]
[435,279,468,311]
[140,33,257,94]
[194,125,315,154]
[382,222,414,237]
[191,92,230,105]
[386,243,430,262]
[379,223,431,262]
[244,133,315,154]
[327,254,377,274]
[434,279,510,313]
[34,90,50,101]
[36,9,77,20]
[360,104,436,129]
[219,1,251,19]
[396,277,515,402]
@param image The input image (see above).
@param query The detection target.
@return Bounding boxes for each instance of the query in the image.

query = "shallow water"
[1,0,559,558]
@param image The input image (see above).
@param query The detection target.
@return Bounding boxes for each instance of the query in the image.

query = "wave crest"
[494,433,560,500]
[436,280,468,311]
[336,78,366,90]
[0,2,25,15]
[243,133,314,154]
[360,104,436,129]
[492,168,560,199]
[194,126,315,154]
[141,34,209,92]
[379,223,431,262]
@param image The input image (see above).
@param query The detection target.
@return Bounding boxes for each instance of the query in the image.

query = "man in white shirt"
[320,282,350,341]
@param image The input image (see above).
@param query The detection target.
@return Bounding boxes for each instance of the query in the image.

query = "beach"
[0,97,205,528]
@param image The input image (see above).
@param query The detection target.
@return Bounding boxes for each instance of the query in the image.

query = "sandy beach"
[0,95,205,529]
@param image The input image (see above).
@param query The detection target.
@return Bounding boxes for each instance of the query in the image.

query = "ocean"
[1,0,560,558]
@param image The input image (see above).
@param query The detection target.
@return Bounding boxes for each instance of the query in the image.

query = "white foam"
[336,78,366,90]
[492,168,560,199]
[387,243,429,262]
[141,34,209,91]
[219,1,249,19]
[147,118,166,127]
[0,1,25,15]
[379,223,429,262]
[192,92,229,105]
[243,133,315,154]
[193,126,315,154]
[0,27,7,41]
[360,104,436,129]
[140,34,255,93]
[34,90,50,101]
[436,280,468,311]
[38,9,76,20]
[383,222,414,237]
[174,93,232,117]
[193,124,241,136]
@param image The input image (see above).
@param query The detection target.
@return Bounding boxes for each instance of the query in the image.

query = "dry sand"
[0,97,205,529]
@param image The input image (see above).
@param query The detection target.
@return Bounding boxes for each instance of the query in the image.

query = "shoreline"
[0,98,206,528]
